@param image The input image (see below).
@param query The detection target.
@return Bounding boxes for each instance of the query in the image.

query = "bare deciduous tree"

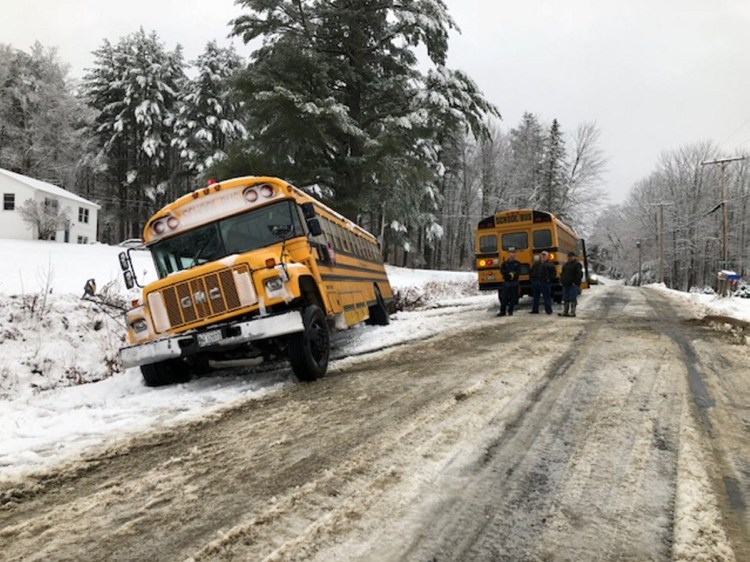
[18,199,69,240]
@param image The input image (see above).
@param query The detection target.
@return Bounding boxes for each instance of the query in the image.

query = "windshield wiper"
[188,237,213,269]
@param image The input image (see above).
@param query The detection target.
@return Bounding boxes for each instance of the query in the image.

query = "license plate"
[197,330,222,347]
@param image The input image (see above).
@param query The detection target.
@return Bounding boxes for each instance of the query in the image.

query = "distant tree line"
[0,0,608,271]
[587,142,750,290]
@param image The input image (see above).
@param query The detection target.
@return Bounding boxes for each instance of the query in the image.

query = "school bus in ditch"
[475,209,591,302]
[117,176,393,386]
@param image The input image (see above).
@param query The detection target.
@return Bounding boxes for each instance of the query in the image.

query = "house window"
[3,193,14,211]
[44,198,59,211]
[78,207,89,223]
[77,236,89,244]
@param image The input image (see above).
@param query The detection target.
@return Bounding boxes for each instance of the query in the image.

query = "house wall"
[0,175,99,243]
[0,180,37,240]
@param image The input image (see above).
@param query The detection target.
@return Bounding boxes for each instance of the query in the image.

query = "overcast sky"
[2,0,749,204]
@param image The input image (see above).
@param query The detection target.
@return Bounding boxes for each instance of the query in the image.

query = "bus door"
[577,238,591,290]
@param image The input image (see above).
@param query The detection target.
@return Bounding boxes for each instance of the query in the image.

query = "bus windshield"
[151,200,304,278]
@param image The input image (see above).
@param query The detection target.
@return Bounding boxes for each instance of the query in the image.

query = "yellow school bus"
[118,176,393,386]
[475,209,590,302]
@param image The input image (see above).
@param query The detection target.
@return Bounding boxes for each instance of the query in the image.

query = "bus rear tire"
[288,305,330,382]
[141,359,191,387]
[367,286,390,326]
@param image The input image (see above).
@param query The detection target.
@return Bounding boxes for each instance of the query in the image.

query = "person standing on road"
[559,251,583,317]
[529,251,556,314]
[498,248,521,317]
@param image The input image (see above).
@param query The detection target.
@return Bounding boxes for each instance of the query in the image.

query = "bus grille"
[157,264,250,330]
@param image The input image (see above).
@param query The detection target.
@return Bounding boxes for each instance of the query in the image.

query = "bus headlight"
[131,319,148,333]
[265,277,284,292]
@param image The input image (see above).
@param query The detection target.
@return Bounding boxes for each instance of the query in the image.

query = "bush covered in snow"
[0,293,125,400]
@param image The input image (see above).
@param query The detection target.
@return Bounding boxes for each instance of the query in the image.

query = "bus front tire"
[141,359,191,387]
[288,305,330,382]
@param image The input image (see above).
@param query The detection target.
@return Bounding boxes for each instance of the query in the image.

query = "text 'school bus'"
[118,176,393,386]
[474,209,591,302]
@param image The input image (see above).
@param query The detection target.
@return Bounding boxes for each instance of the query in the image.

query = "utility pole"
[701,156,746,296]
[636,240,642,286]
[651,202,673,285]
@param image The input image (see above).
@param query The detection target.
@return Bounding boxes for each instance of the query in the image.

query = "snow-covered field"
[1,239,748,480]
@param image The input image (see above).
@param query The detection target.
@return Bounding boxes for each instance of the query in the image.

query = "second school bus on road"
[117,176,393,386]
[475,209,591,302]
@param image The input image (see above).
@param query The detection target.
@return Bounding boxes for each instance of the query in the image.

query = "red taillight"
[478,258,495,268]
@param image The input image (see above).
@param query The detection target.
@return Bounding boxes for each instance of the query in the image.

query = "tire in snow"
[141,359,191,387]
[288,305,330,382]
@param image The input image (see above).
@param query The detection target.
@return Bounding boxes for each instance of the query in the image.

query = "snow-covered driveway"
[1,285,748,561]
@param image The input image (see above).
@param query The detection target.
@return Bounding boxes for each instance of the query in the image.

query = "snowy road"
[1,285,748,561]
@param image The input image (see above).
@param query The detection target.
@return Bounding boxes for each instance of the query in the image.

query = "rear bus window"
[479,235,498,253]
[502,232,528,250]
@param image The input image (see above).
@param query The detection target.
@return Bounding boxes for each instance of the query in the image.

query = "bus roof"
[142,176,377,244]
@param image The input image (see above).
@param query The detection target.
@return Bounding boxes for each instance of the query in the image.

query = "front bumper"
[120,310,304,369]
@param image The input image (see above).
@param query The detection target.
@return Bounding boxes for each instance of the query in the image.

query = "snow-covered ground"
[0,239,491,479]
[1,239,748,481]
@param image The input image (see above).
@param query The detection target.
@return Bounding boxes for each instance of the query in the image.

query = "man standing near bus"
[529,250,556,314]
[498,248,521,316]
[559,251,583,317]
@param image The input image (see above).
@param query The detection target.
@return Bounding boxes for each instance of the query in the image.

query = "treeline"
[0,0,605,270]
[588,142,750,289]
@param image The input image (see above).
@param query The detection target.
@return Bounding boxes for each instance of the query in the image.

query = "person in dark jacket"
[559,251,583,317]
[529,250,556,314]
[498,248,521,316]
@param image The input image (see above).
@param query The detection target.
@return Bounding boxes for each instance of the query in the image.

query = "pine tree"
[173,41,247,175]
[540,118,566,214]
[0,42,85,188]
[225,0,499,246]
[83,29,185,240]
[508,112,544,208]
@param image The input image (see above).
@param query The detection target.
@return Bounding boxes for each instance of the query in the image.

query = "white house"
[0,167,99,243]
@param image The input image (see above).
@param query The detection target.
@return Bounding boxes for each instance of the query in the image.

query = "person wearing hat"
[498,247,521,316]
[559,251,583,317]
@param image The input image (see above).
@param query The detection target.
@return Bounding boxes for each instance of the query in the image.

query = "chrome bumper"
[120,310,305,369]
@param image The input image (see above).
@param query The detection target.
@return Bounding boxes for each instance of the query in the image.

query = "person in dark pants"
[498,248,521,316]
[559,251,583,317]
[529,250,556,314]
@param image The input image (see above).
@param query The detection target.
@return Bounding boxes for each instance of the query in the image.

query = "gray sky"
[3,0,749,204]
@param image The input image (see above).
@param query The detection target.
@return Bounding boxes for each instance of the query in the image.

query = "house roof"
[0,167,100,209]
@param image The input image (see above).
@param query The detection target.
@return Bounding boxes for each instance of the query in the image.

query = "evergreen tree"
[224,0,499,241]
[0,42,85,188]
[83,29,185,240]
[173,41,247,175]
[540,118,566,214]
[508,112,544,208]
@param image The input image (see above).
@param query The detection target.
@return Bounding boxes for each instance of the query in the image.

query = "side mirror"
[83,278,97,297]
[123,270,135,290]
[306,217,323,237]
[118,251,130,271]
[301,202,316,220]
